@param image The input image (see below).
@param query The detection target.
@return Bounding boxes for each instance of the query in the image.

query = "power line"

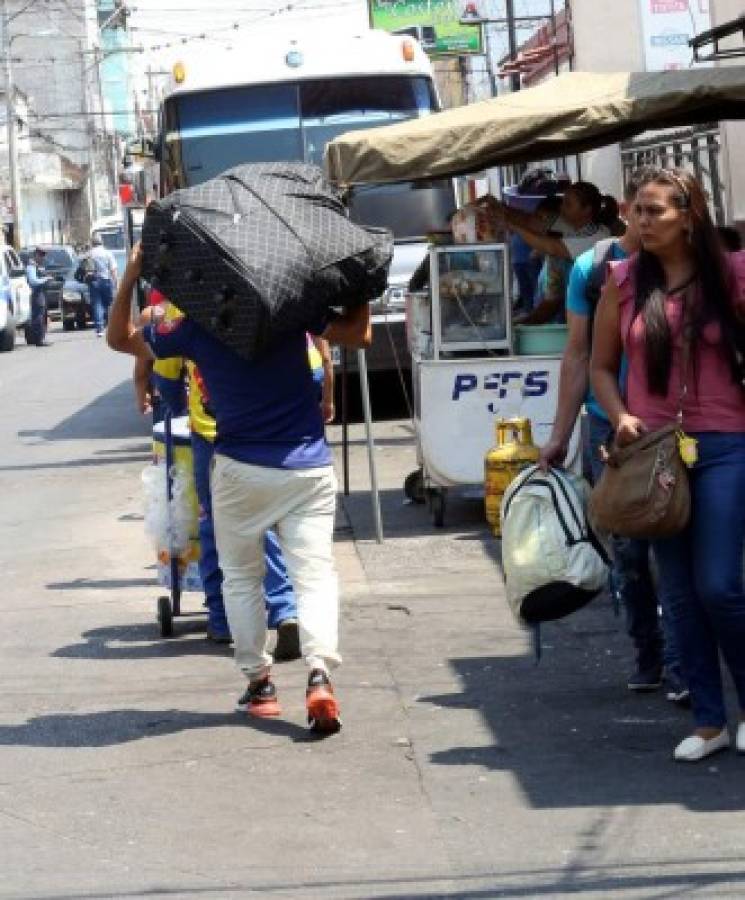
[139,0,361,52]
[27,109,157,118]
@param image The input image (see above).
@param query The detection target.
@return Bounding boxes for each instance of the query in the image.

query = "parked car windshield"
[20,247,77,269]
[43,247,77,269]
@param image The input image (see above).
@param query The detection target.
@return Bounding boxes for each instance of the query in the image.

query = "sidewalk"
[0,339,744,899]
[329,418,745,898]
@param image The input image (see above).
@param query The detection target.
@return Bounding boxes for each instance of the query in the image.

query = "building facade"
[97,0,136,137]
[0,0,134,244]
[0,0,98,242]
[570,0,745,229]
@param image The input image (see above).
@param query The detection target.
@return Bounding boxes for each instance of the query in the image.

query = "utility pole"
[505,0,520,93]
[93,44,122,215]
[81,48,97,228]
[549,0,560,76]
[146,65,154,115]
[2,0,21,248]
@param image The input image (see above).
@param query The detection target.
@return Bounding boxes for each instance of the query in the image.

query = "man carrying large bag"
[110,242,371,734]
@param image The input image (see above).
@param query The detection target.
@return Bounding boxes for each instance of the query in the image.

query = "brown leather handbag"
[588,422,691,539]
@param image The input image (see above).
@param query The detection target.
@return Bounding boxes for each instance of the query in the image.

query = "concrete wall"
[0,0,96,239]
[2,0,92,170]
[570,0,744,227]
[570,0,646,197]
[20,190,69,248]
[711,0,745,228]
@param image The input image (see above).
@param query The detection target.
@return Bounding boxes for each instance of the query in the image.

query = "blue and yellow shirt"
[150,301,326,464]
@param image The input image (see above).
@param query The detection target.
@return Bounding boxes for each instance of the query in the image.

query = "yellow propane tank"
[484,417,540,536]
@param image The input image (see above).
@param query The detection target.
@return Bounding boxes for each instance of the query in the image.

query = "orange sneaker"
[238,676,281,718]
[306,669,342,735]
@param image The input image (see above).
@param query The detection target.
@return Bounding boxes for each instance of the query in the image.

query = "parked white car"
[0,245,31,352]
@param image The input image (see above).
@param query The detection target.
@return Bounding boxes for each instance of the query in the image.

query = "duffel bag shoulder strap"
[501,465,540,522]
[551,469,591,544]
[504,468,581,548]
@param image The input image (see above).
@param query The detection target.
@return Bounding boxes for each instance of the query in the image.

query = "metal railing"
[621,125,726,225]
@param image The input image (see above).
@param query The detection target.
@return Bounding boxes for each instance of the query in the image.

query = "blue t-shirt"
[145,317,330,469]
[566,241,628,421]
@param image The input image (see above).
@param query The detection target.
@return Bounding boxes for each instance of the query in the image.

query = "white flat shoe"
[737,723,745,754]
[674,730,729,762]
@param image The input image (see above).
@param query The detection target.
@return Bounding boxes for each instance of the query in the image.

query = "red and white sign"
[651,0,690,13]
[639,0,711,70]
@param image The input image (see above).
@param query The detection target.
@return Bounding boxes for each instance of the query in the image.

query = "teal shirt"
[566,241,628,421]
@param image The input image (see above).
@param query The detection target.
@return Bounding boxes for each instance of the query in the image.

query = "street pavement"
[0,323,744,900]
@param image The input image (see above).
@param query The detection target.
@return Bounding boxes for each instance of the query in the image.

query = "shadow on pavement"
[362,865,745,899]
[12,860,745,899]
[328,433,415,449]
[0,454,150,473]
[0,707,309,747]
[94,443,151,455]
[17,379,150,443]
[421,632,745,813]
[51,622,234,661]
[47,577,157,591]
[339,487,487,542]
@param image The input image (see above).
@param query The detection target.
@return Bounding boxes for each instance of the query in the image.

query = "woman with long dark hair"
[592,169,745,762]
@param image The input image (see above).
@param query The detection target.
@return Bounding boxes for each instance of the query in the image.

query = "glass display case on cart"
[429,243,512,358]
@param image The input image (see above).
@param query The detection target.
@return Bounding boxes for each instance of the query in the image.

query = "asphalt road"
[0,322,744,899]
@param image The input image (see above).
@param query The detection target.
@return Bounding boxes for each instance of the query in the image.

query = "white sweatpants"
[210,454,341,679]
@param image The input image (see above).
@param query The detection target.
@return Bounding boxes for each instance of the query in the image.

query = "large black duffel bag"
[141,162,393,360]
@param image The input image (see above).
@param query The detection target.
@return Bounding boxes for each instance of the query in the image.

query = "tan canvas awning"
[325,68,745,186]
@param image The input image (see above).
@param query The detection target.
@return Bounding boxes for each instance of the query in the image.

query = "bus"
[153,30,456,373]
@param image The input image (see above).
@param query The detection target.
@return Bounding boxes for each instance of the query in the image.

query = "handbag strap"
[606,421,678,466]
[676,282,697,425]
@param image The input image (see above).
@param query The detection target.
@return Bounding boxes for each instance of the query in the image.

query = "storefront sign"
[639,0,711,70]
[368,0,483,56]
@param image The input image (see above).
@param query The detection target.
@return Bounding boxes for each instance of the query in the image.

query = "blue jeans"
[89,277,113,333]
[652,433,745,729]
[513,258,541,310]
[588,413,681,676]
[191,432,297,629]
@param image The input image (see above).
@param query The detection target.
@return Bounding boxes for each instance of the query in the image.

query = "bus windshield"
[94,229,125,251]
[162,75,455,239]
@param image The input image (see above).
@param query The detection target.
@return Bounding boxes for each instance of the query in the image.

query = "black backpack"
[75,256,96,285]
[583,238,618,341]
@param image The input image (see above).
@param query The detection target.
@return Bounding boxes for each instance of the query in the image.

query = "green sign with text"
[370,0,483,55]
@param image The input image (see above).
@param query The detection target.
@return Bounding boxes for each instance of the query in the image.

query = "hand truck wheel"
[403,467,426,504]
[157,594,174,638]
[429,489,446,528]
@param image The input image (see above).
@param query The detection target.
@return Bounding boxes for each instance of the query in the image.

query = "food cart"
[326,66,745,527]
[404,240,578,526]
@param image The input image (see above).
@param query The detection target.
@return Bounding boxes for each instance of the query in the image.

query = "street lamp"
[459,2,497,97]
[459,2,553,95]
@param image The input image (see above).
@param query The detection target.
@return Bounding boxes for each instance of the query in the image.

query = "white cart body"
[412,355,581,489]
[408,243,580,496]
